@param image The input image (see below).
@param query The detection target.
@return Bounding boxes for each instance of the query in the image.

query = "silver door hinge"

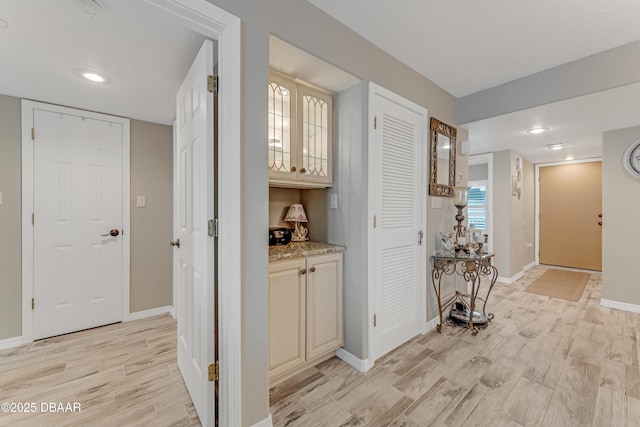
[373,215,377,228]
[208,218,219,237]
[32,298,35,310]
[208,361,219,381]
[374,116,377,129]
[32,213,34,225]
[373,314,377,327]
[208,75,219,94]
[418,230,424,245]
[31,128,35,140]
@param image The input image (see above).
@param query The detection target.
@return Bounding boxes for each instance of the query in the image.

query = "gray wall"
[602,126,640,305]
[206,0,460,423]
[328,81,369,359]
[522,159,535,267]
[0,95,173,340]
[469,163,488,181]
[0,94,22,340]
[492,151,511,277]
[457,40,640,124]
[130,120,174,312]
[492,150,535,279]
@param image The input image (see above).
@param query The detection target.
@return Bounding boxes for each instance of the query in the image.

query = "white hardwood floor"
[270,266,640,427]
[0,314,200,427]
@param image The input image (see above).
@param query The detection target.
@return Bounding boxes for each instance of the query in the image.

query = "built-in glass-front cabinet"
[268,71,333,188]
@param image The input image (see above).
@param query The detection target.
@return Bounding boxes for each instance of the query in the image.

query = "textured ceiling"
[308,0,640,163]
[308,0,640,97]
[462,82,640,164]
[0,0,207,125]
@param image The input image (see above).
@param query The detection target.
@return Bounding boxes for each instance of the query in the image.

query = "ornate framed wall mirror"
[429,117,457,197]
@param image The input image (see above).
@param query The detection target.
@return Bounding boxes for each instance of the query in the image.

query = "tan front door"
[539,161,602,271]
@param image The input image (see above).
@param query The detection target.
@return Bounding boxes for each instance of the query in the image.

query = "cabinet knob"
[300,268,306,275]
[300,168,306,173]
[309,266,316,273]
[291,166,297,172]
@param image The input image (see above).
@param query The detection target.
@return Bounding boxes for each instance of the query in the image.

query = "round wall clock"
[623,138,640,179]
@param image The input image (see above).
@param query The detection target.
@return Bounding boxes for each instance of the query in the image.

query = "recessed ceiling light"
[547,143,564,151]
[565,156,575,161]
[83,72,105,82]
[527,127,549,135]
[74,68,112,84]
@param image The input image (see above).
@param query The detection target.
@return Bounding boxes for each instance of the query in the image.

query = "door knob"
[170,239,180,248]
[598,214,603,218]
[101,229,119,237]
[598,222,603,226]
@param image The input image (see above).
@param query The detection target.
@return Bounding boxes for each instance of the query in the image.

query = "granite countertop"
[269,241,346,262]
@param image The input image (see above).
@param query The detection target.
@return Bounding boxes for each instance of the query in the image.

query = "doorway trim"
[468,153,493,253]
[144,1,242,426]
[21,100,131,341]
[534,157,602,266]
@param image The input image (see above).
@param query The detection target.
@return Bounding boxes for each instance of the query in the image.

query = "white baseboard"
[425,316,439,332]
[251,414,273,427]
[0,336,27,351]
[169,306,176,319]
[128,305,174,321]
[601,299,640,314]
[524,261,537,271]
[498,270,524,284]
[336,348,372,373]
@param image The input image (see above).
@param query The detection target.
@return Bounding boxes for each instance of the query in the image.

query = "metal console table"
[431,252,498,335]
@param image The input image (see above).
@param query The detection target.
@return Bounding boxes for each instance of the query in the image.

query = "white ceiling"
[308,0,640,164]
[464,82,640,164]
[270,36,360,94]
[307,0,640,98]
[2,1,639,163]
[0,0,207,125]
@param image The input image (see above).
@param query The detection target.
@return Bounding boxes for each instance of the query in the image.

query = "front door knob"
[170,239,180,248]
[101,229,119,237]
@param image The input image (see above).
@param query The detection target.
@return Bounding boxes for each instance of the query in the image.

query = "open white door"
[174,39,216,426]
[369,83,427,361]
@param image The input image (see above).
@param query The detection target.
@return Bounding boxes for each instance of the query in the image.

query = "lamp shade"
[284,204,308,223]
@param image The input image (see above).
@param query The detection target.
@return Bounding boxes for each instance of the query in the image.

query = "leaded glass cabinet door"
[297,85,333,186]
[268,73,297,181]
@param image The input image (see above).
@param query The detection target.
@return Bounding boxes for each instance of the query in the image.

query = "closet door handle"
[309,266,316,273]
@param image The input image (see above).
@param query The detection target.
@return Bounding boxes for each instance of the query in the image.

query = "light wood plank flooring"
[270,266,640,427]
[0,314,200,427]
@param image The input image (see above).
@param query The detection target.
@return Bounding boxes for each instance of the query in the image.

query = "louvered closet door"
[371,87,426,360]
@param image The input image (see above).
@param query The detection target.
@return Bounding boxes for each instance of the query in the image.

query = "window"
[467,181,487,230]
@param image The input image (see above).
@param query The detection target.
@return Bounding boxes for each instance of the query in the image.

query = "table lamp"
[284,204,309,242]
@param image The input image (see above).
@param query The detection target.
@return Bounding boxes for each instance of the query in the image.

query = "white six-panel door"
[31,105,126,340]
[175,39,215,427]
[370,84,427,361]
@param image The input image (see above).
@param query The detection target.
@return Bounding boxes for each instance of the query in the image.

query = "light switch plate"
[136,195,146,208]
[330,193,338,209]
[431,197,443,209]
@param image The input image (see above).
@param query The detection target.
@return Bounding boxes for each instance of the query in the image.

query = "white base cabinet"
[268,252,343,382]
